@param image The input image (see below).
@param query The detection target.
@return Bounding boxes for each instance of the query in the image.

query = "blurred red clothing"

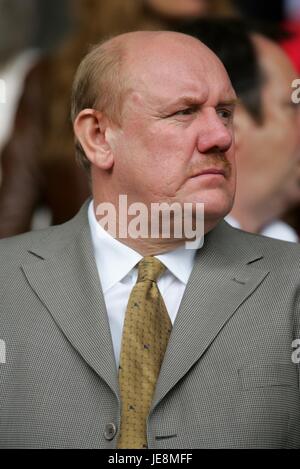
[281,20,300,73]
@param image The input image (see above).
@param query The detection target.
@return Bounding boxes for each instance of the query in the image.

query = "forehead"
[124,35,235,108]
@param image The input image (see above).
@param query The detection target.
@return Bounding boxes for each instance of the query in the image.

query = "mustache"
[190,153,232,178]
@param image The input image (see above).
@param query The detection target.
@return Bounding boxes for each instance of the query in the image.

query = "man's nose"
[196,109,233,154]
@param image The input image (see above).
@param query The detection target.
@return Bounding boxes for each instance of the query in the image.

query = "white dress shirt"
[226,215,299,242]
[88,201,198,367]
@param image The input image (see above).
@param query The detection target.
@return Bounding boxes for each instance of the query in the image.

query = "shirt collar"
[226,214,298,242]
[156,244,197,285]
[88,200,198,292]
[225,215,241,229]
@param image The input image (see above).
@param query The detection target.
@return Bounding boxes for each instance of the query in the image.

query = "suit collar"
[23,198,120,400]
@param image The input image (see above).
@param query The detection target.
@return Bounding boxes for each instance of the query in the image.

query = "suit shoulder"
[0,225,59,266]
[0,202,89,269]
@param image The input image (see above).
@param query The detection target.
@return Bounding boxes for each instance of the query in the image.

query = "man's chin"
[202,198,234,224]
[187,191,234,217]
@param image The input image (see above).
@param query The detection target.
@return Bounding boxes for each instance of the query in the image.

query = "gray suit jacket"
[0,200,300,448]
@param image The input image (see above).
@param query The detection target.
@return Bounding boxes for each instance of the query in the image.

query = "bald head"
[116,30,228,92]
[71,30,234,169]
[111,29,220,62]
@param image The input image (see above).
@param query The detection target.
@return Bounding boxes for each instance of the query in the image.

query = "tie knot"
[137,257,166,283]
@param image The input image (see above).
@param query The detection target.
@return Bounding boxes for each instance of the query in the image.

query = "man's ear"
[73,109,115,170]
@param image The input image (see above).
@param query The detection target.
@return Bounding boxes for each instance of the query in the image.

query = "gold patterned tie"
[117,256,172,449]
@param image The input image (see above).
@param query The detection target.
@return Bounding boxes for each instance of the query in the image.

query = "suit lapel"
[152,222,269,411]
[22,202,119,399]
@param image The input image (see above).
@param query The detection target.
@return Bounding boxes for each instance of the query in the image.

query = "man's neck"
[92,198,210,256]
[114,235,187,257]
[230,205,274,234]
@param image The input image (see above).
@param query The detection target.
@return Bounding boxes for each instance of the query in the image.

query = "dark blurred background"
[34,0,72,51]
[26,1,300,53]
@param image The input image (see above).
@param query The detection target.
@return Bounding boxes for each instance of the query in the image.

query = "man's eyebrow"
[217,98,239,106]
[163,96,239,108]
[166,96,203,107]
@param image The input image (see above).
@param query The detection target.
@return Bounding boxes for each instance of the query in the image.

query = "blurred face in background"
[233,35,300,223]
[145,0,208,20]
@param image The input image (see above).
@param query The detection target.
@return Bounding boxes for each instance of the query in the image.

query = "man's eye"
[217,108,234,122]
[172,107,196,116]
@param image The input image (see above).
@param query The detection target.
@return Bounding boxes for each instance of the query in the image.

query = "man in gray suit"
[0,31,300,449]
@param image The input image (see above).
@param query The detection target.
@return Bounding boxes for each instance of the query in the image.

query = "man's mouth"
[191,168,227,178]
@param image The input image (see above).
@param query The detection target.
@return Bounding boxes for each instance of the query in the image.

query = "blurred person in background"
[0,0,237,238]
[144,0,236,19]
[0,0,39,156]
[234,1,300,236]
[281,0,300,73]
[179,19,300,241]
[279,0,300,237]
[230,32,300,240]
